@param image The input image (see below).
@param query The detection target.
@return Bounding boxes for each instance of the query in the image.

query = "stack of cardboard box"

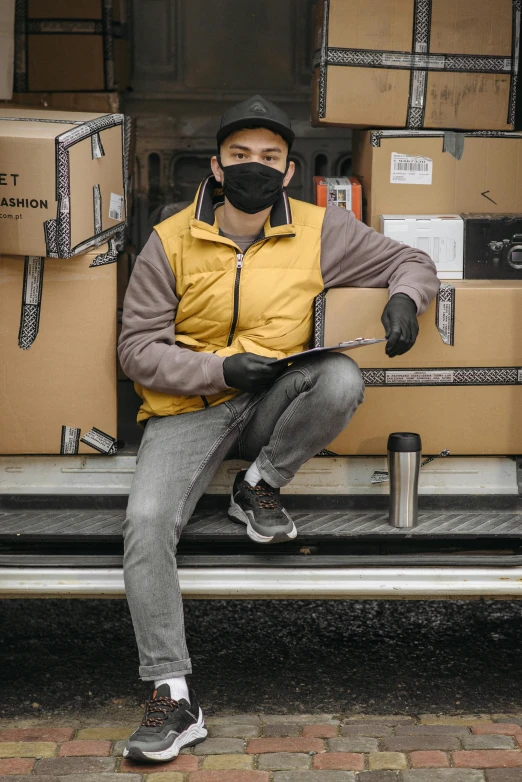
[1,1,136,389]
[0,108,127,455]
[2,0,130,113]
[311,0,522,456]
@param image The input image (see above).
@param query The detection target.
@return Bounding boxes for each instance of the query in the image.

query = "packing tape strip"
[61,426,81,455]
[312,290,327,348]
[369,129,522,147]
[406,0,432,128]
[102,0,115,90]
[442,132,465,161]
[315,49,514,75]
[89,237,118,267]
[93,184,102,235]
[436,284,455,345]
[510,1,522,125]
[25,19,127,37]
[361,367,522,387]
[13,0,27,92]
[80,427,118,455]
[36,113,126,258]
[18,256,44,350]
[91,133,105,159]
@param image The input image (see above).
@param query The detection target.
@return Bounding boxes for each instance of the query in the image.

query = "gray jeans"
[123,352,364,681]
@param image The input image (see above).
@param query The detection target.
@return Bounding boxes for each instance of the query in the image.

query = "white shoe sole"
[229,499,297,544]
[123,707,207,762]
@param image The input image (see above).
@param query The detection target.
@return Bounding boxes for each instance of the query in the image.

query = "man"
[118,95,439,763]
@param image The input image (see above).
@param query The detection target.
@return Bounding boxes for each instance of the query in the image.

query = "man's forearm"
[320,206,440,314]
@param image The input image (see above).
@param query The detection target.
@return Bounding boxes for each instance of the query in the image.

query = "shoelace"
[141,695,179,727]
[246,482,281,510]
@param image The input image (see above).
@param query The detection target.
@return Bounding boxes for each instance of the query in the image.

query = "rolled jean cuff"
[257,452,292,489]
[139,657,192,681]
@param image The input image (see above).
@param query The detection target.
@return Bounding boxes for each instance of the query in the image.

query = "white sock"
[154,675,189,703]
[244,461,262,487]
[244,460,278,489]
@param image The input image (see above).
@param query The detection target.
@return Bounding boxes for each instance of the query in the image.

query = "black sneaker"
[123,684,207,763]
[228,469,297,544]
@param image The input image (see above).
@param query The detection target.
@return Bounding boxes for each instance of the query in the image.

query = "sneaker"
[228,469,297,544]
[123,684,207,763]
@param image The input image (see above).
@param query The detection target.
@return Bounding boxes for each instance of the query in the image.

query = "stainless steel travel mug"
[387,432,422,528]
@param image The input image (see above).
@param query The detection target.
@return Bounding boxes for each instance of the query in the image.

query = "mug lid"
[387,432,422,452]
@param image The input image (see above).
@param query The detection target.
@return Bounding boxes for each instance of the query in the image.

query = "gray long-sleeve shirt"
[118,205,440,397]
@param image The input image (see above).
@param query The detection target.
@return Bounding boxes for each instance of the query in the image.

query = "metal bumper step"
[2,507,522,570]
[3,507,522,539]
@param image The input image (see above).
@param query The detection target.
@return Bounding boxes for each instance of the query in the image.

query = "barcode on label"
[391,152,432,185]
[109,192,124,221]
[394,160,429,171]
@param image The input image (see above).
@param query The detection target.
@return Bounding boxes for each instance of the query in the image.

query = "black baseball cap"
[216,94,295,151]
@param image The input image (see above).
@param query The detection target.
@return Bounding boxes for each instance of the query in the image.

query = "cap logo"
[250,101,267,115]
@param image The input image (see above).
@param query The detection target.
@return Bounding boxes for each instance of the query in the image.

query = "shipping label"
[93,184,102,235]
[381,53,445,69]
[390,152,432,184]
[61,426,81,455]
[436,284,456,346]
[109,192,124,221]
[24,257,44,305]
[80,426,118,455]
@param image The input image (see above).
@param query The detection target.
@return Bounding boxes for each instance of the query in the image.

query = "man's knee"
[123,499,177,543]
[313,353,365,409]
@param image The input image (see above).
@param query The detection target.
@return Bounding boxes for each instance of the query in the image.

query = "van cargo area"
[2,0,522,600]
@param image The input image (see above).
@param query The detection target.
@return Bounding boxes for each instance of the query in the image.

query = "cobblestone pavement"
[2,711,522,781]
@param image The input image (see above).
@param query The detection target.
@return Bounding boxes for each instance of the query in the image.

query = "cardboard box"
[0,246,118,455]
[2,91,121,112]
[381,214,463,279]
[314,176,362,220]
[0,108,126,257]
[315,282,522,455]
[462,213,522,280]
[0,0,15,100]
[354,130,522,231]
[312,0,521,131]
[14,0,129,92]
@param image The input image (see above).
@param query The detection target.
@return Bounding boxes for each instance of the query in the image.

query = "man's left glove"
[381,293,419,357]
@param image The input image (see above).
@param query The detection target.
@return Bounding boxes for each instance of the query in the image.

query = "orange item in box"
[313,176,362,220]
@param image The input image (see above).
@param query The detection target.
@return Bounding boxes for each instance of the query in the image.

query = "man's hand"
[381,293,419,357]
[223,352,284,393]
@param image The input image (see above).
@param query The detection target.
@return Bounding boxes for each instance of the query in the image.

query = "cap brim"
[216,117,294,149]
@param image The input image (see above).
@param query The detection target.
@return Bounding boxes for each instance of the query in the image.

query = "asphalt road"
[1,598,521,719]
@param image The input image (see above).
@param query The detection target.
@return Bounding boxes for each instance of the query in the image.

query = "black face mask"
[217,157,286,214]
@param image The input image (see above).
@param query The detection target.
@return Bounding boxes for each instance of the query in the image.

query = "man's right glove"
[223,352,284,393]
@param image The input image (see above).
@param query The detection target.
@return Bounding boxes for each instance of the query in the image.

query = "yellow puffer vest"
[135,177,326,424]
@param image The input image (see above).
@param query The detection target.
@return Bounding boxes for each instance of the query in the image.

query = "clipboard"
[271,337,387,367]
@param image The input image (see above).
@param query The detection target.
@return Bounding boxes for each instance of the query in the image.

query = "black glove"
[381,293,419,358]
[223,352,284,393]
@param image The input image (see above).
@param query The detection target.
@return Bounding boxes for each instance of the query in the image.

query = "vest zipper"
[227,253,243,346]
[225,231,296,347]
